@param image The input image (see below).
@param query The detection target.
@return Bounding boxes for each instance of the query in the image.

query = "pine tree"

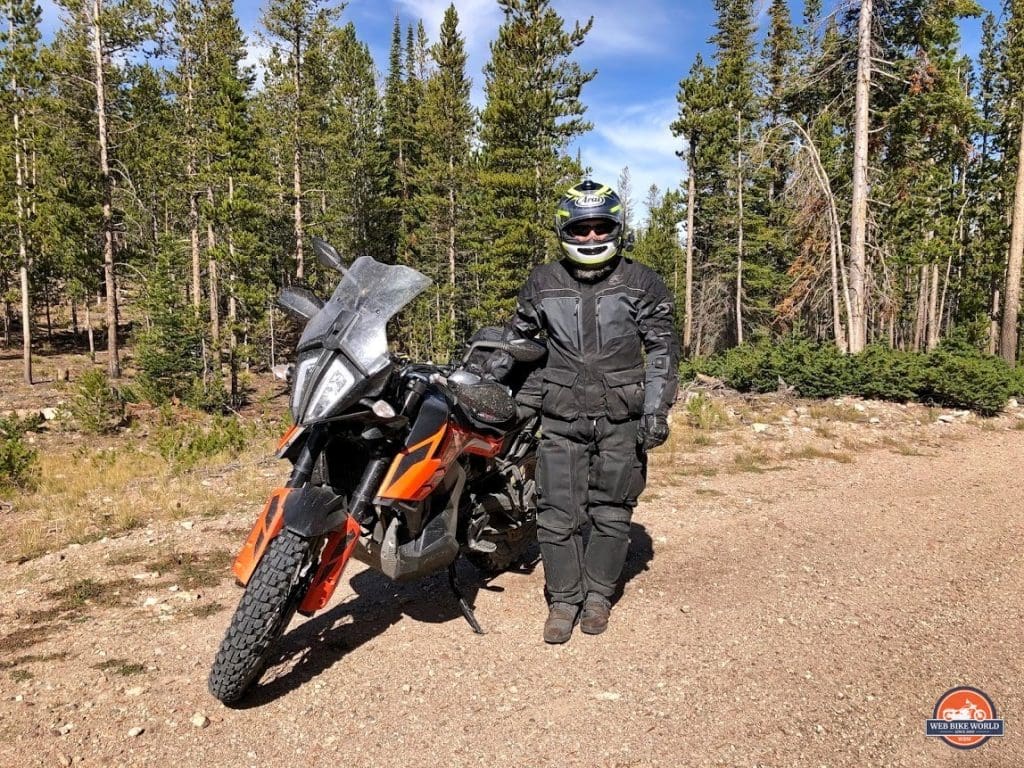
[1,0,44,383]
[53,0,163,377]
[633,186,685,314]
[319,23,391,265]
[474,0,594,327]
[408,4,475,358]
[260,0,340,280]
[965,13,1006,351]
[673,54,716,354]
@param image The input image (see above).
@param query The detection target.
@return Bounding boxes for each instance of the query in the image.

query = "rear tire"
[208,530,313,704]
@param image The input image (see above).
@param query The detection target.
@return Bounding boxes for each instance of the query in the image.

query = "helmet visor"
[563,217,620,243]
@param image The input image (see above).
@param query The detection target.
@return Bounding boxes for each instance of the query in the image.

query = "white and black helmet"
[554,180,625,266]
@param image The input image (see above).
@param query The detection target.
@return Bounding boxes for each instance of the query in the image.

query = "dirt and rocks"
[1,387,1021,767]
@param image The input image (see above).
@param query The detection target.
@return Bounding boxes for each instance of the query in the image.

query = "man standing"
[492,179,680,643]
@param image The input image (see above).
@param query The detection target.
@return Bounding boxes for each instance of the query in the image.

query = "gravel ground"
[1,399,1021,768]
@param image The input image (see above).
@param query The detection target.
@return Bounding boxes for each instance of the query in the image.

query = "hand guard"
[637,413,670,450]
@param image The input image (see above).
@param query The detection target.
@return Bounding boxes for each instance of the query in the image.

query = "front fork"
[232,425,396,613]
[236,379,428,611]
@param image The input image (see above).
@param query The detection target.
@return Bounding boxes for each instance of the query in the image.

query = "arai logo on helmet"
[575,194,607,208]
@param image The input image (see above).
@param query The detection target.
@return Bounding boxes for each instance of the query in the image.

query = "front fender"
[282,485,348,538]
[231,485,348,586]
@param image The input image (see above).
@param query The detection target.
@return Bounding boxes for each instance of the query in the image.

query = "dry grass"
[92,658,146,676]
[728,448,782,474]
[144,549,234,589]
[3,430,278,563]
[671,463,719,479]
[780,446,854,464]
[808,403,870,423]
[879,436,930,456]
[684,393,730,431]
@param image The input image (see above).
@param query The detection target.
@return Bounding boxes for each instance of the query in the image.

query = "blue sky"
[40,0,1002,220]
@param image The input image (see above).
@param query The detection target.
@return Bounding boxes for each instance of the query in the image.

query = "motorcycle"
[208,237,545,704]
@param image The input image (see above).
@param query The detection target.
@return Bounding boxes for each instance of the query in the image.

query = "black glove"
[637,413,670,450]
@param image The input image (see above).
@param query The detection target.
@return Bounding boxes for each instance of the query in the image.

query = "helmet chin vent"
[561,240,620,266]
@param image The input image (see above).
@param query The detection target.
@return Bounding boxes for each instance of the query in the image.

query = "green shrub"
[152,412,248,470]
[70,367,126,434]
[186,369,229,412]
[703,342,775,392]
[853,345,926,402]
[0,415,40,492]
[691,336,1014,414]
[1011,366,1024,400]
[769,336,855,398]
[134,249,208,407]
[919,349,1013,416]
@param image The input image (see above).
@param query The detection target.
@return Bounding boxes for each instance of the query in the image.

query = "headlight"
[291,352,320,418]
[305,357,356,422]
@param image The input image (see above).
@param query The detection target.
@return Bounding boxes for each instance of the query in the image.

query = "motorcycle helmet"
[554,180,625,266]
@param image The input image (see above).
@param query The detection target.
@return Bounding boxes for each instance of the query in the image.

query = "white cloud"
[396,0,502,47]
[554,1,701,60]
[396,0,502,101]
[577,96,685,222]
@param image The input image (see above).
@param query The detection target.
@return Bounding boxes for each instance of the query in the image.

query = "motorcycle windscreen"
[297,256,432,376]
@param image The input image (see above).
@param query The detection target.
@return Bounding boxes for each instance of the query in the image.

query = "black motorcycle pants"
[535,415,647,605]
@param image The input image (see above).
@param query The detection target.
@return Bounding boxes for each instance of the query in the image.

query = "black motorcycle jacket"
[493,256,680,423]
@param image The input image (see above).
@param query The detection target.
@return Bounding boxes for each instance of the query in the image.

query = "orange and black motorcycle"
[208,238,545,704]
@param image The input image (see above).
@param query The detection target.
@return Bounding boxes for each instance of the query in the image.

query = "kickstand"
[448,562,485,635]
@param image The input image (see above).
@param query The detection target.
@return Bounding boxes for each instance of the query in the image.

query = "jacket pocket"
[540,368,580,420]
[602,368,645,422]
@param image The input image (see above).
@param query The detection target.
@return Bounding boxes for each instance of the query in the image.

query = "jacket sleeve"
[637,270,680,418]
[485,269,544,382]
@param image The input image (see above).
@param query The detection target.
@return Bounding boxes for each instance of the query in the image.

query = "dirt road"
[1,406,1021,767]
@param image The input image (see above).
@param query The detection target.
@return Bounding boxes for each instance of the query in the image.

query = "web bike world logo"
[925,686,1004,749]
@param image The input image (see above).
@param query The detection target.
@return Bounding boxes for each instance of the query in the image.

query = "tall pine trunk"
[447,157,457,344]
[1001,115,1024,363]
[91,0,120,377]
[927,261,940,351]
[11,63,32,385]
[683,147,695,357]
[227,175,238,402]
[293,139,304,279]
[292,41,305,280]
[989,288,1000,355]
[914,265,928,351]
[735,111,744,346]
[207,185,219,347]
[848,0,873,353]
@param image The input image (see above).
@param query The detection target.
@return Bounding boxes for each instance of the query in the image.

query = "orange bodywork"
[377,424,449,501]
[377,424,503,502]
[276,424,303,455]
[298,514,362,615]
[232,487,290,585]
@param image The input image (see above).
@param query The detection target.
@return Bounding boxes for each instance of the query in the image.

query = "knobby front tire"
[208,530,313,704]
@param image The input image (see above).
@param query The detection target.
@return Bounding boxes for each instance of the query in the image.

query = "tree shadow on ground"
[233,554,540,708]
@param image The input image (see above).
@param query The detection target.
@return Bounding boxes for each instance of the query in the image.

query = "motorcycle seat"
[448,379,518,432]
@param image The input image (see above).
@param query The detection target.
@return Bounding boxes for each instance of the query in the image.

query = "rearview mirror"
[312,236,346,273]
[277,286,324,322]
[461,337,547,367]
[506,338,547,363]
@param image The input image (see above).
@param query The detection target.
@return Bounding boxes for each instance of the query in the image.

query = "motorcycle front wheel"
[208,529,314,704]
